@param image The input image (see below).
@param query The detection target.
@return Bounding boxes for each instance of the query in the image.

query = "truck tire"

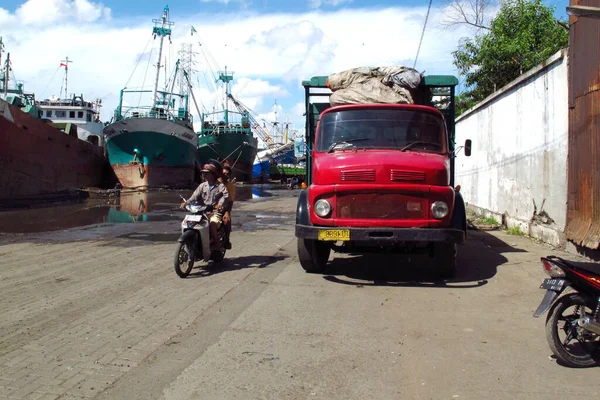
[433,242,456,279]
[298,238,331,273]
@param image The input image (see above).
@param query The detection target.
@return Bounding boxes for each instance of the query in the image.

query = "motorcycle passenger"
[219,165,236,249]
[181,163,229,251]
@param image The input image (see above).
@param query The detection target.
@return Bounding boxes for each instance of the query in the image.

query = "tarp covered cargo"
[327,66,423,106]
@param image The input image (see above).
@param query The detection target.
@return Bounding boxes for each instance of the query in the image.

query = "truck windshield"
[315,109,447,153]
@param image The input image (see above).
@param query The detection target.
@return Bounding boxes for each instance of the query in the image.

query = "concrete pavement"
[0,191,599,400]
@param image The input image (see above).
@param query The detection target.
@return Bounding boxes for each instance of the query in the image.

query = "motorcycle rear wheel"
[545,293,600,368]
[174,241,195,278]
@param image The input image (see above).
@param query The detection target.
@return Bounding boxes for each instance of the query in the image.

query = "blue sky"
[0,0,569,20]
[0,0,569,18]
[0,0,570,142]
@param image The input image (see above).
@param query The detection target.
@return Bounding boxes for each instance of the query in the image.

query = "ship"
[0,37,105,203]
[196,69,258,182]
[36,57,105,147]
[252,110,306,182]
[103,6,198,189]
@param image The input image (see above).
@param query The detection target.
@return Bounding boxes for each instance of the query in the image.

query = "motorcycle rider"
[181,163,229,251]
[219,165,236,249]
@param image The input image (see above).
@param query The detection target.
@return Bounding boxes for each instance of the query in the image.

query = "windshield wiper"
[400,141,440,152]
[327,138,368,153]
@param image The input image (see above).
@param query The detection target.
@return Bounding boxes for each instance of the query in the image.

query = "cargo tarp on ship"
[327,66,423,106]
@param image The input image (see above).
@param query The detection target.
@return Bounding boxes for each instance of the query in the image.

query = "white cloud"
[12,0,110,26]
[2,2,473,129]
[292,102,305,119]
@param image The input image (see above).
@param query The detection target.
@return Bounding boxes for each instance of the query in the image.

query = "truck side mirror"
[464,139,472,157]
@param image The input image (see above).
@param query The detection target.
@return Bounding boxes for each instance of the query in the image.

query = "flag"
[190,26,197,36]
[60,63,67,68]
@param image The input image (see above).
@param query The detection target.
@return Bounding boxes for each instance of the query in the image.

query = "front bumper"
[295,224,465,244]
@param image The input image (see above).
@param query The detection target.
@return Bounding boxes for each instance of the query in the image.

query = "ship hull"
[0,99,106,202]
[104,118,198,189]
[197,133,258,182]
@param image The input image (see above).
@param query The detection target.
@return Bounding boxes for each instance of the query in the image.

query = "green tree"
[452,0,568,115]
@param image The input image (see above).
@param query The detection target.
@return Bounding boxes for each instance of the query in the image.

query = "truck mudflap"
[295,225,465,244]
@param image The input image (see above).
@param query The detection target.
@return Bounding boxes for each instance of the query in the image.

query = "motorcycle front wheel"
[545,293,600,368]
[174,240,195,278]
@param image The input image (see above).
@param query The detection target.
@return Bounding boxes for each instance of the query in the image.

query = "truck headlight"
[315,199,332,217]
[431,201,449,219]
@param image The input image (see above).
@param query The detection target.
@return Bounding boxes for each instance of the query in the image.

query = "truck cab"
[295,75,471,277]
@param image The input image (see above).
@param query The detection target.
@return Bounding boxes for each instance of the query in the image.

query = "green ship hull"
[197,132,258,182]
[104,118,198,189]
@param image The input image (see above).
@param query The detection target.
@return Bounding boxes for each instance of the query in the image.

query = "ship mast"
[0,36,4,93]
[151,6,174,109]
[3,53,9,96]
[217,66,234,124]
[60,56,72,100]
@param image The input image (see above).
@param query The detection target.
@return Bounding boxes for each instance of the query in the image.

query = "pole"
[60,56,73,100]
[151,7,174,109]
[153,28,165,109]
[4,53,9,96]
[0,37,4,93]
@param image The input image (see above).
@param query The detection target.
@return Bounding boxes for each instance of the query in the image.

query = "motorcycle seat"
[553,256,600,276]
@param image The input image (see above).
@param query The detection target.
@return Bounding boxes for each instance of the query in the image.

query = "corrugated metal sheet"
[565,0,600,248]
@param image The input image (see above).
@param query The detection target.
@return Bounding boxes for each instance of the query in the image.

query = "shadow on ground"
[187,254,288,278]
[320,230,518,288]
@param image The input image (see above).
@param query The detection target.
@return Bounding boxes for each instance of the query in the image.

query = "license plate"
[186,215,202,222]
[318,229,350,241]
[540,278,566,291]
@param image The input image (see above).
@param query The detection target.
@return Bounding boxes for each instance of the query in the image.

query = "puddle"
[235,186,274,201]
[0,191,185,233]
[0,185,293,234]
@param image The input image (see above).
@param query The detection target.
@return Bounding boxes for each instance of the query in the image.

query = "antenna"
[413,0,433,68]
[60,56,73,99]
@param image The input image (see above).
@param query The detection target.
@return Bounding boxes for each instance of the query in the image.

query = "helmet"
[201,163,221,177]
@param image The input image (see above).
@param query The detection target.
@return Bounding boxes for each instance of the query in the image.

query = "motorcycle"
[533,255,600,367]
[174,196,227,278]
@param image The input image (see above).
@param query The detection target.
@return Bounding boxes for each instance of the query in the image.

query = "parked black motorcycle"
[533,255,600,367]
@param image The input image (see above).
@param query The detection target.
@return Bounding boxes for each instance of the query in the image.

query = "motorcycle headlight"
[315,199,332,218]
[431,201,449,219]
[189,204,202,213]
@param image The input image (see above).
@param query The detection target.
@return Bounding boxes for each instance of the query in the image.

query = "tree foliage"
[452,0,568,115]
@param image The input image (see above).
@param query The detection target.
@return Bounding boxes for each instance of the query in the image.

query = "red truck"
[295,75,471,277]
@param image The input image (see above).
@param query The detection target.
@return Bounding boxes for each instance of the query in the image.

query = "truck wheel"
[298,238,331,273]
[433,242,456,279]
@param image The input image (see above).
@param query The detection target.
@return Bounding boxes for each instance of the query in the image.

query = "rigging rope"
[138,46,154,108]
[123,35,153,89]
[413,0,433,69]
[39,66,61,99]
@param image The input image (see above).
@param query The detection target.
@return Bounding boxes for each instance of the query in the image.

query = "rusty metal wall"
[565,0,600,248]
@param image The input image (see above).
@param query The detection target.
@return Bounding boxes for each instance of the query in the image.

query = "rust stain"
[0,101,105,200]
[111,164,195,189]
[565,0,600,249]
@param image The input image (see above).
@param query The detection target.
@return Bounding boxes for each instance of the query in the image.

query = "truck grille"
[341,169,376,182]
[390,170,426,182]
[336,193,428,219]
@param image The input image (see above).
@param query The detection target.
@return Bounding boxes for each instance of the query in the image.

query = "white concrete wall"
[455,50,569,232]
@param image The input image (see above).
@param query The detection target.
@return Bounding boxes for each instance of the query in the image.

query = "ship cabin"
[37,95,105,146]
